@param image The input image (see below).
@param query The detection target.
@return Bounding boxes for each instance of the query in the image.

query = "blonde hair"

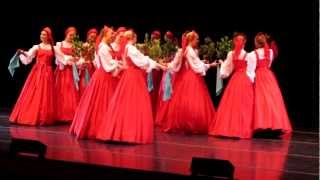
[186,31,198,42]
[123,30,136,41]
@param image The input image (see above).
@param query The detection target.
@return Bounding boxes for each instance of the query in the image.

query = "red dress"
[96,47,154,144]
[156,55,216,134]
[150,70,162,118]
[155,71,174,126]
[9,47,55,126]
[209,54,254,138]
[253,50,292,134]
[79,62,95,97]
[54,44,79,122]
[69,45,118,139]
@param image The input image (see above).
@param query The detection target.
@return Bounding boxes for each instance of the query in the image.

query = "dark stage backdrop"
[0,1,318,130]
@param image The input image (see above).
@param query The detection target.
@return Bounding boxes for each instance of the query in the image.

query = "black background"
[0,1,318,130]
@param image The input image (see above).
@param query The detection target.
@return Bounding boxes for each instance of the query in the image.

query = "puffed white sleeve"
[220,51,234,78]
[127,45,157,73]
[168,49,182,73]
[99,46,119,72]
[268,49,274,68]
[53,45,66,65]
[19,45,38,65]
[54,42,73,65]
[185,47,210,76]
[246,52,256,83]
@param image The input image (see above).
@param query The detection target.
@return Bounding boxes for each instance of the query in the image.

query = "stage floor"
[0,114,318,180]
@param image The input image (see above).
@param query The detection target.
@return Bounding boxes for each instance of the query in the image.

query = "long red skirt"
[209,70,254,138]
[96,67,154,144]
[54,66,79,122]
[9,64,55,126]
[156,68,216,134]
[69,68,117,139]
[254,68,292,134]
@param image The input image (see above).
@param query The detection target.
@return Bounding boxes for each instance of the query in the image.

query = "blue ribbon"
[72,64,80,90]
[216,65,223,96]
[147,71,154,92]
[84,67,90,86]
[8,52,20,77]
[163,71,172,101]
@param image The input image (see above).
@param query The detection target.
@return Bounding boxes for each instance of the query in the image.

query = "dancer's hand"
[210,61,219,67]
[17,49,27,56]
[67,60,75,65]
[220,74,228,79]
[157,63,167,71]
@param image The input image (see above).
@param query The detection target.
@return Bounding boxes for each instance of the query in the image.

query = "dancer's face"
[87,32,97,42]
[190,34,199,48]
[105,29,115,43]
[131,33,137,44]
[115,32,124,43]
[65,30,76,42]
[40,31,48,43]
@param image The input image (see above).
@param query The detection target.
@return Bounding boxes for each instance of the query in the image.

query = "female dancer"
[54,26,79,122]
[78,28,98,97]
[10,27,57,125]
[96,30,165,144]
[70,26,122,139]
[252,32,292,135]
[209,32,255,138]
[156,31,218,134]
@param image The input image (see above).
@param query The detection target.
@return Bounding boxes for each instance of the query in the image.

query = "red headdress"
[95,26,112,52]
[232,35,245,60]
[151,30,161,40]
[118,30,134,59]
[42,27,54,45]
[65,26,77,36]
[116,27,126,35]
[270,40,278,59]
[87,28,98,37]
[165,31,174,41]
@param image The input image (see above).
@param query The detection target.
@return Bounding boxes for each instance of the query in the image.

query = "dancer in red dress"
[111,27,126,59]
[252,32,292,135]
[155,31,179,126]
[78,28,98,97]
[209,32,256,138]
[54,27,79,122]
[156,31,218,134]
[9,27,58,126]
[96,30,166,144]
[70,26,123,139]
[149,30,163,118]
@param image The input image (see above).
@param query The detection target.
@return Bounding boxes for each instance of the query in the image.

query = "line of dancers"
[8,26,292,144]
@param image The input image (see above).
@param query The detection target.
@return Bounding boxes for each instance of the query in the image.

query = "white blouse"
[167,46,210,76]
[19,44,63,65]
[220,49,256,83]
[248,48,274,68]
[126,44,157,73]
[19,45,38,65]
[54,41,75,66]
[168,49,183,73]
[111,42,120,52]
[94,42,119,73]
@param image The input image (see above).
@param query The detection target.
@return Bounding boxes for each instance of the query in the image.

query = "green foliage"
[216,36,232,60]
[148,39,162,60]
[161,37,177,59]
[199,37,216,62]
[71,34,83,57]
